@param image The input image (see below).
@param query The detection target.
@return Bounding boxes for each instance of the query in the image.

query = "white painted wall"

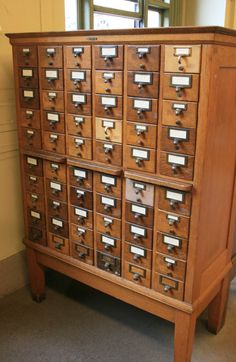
[184,0,226,26]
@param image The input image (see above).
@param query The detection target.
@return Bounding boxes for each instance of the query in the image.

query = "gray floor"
[0,272,235,362]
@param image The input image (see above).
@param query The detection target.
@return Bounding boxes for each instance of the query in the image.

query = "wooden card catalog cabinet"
[7,27,236,362]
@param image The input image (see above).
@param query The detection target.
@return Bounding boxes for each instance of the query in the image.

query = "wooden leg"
[207,274,230,334]
[174,310,197,362]
[26,247,46,303]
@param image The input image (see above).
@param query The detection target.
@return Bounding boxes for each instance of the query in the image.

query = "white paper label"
[132,148,148,160]
[46,70,58,79]
[76,190,85,196]
[104,217,113,224]
[131,204,146,215]
[137,47,149,54]
[167,214,179,222]
[103,72,114,79]
[171,76,191,87]
[52,201,60,207]
[174,47,191,56]
[30,211,40,219]
[103,120,114,128]
[72,94,86,103]
[31,194,38,200]
[75,116,84,123]
[173,103,187,110]
[168,154,186,166]
[50,182,61,191]
[24,90,34,98]
[52,218,63,227]
[27,157,37,166]
[130,245,145,257]
[101,96,116,107]
[103,144,113,150]
[101,175,115,186]
[47,113,59,122]
[75,208,87,218]
[47,48,55,54]
[73,47,83,54]
[74,169,86,178]
[166,190,183,202]
[48,92,56,98]
[75,138,84,145]
[22,69,33,77]
[164,257,176,265]
[71,71,85,80]
[135,125,147,132]
[134,73,151,84]
[101,47,117,57]
[131,225,145,237]
[29,176,37,182]
[102,235,115,246]
[51,163,59,170]
[23,48,30,53]
[26,110,33,116]
[169,129,188,140]
[134,99,150,110]
[26,130,34,135]
[77,227,85,234]
[49,134,58,141]
[163,235,180,247]
[101,196,115,207]
[133,182,145,190]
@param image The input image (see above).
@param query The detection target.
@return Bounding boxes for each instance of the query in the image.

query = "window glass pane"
[93,0,139,12]
[94,13,136,29]
[65,0,78,30]
[148,9,161,27]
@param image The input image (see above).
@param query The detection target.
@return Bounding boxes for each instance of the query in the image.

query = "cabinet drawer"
[125,145,156,173]
[27,208,45,228]
[95,95,123,119]
[24,155,43,176]
[65,69,91,93]
[71,242,94,265]
[67,92,91,116]
[127,45,160,71]
[43,132,66,155]
[70,205,93,229]
[27,226,46,245]
[125,201,154,228]
[38,46,63,68]
[67,114,92,137]
[126,178,154,206]
[26,191,44,211]
[159,151,194,181]
[125,222,153,250]
[95,141,122,167]
[70,224,93,247]
[65,45,91,69]
[161,126,196,156]
[16,46,38,67]
[46,179,67,202]
[96,213,121,239]
[156,232,188,260]
[94,45,123,70]
[42,111,65,133]
[124,262,151,288]
[47,198,68,220]
[21,127,41,150]
[158,187,192,216]
[49,216,69,238]
[69,166,93,190]
[70,186,93,209]
[42,90,64,112]
[20,89,39,109]
[154,253,186,282]
[18,67,38,88]
[163,73,200,102]
[44,160,66,183]
[153,273,184,301]
[127,71,159,98]
[25,175,44,194]
[97,252,121,276]
[124,242,152,269]
[95,70,123,95]
[96,232,121,258]
[164,45,201,73]
[162,100,198,129]
[126,122,157,149]
[127,97,158,124]
[96,193,121,219]
[19,109,41,129]
[40,68,64,90]
[95,118,122,143]
[48,233,69,255]
[94,173,122,198]
[67,136,92,160]
[156,210,190,239]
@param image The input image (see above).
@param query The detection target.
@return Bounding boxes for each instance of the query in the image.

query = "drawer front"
[95,70,123,95]
[65,69,91,93]
[95,95,123,119]
[71,242,94,265]
[40,68,64,90]
[42,111,65,133]
[65,45,91,69]
[70,205,93,229]
[42,90,64,112]
[25,175,44,194]
[19,109,41,129]
[21,127,41,150]
[163,73,200,102]
[67,114,92,137]
[159,151,194,181]
[38,46,63,68]
[69,166,93,190]
[95,141,122,167]
[164,45,201,73]
[49,217,69,238]
[67,92,91,116]
[154,253,186,282]
[47,198,68,220]
[94,45,123,70]
[94,173,122,198]
[46,179,67,202]
[161,126,196,155]
[70,186,93,209]
[24,155,43,176]
[158,187,192,216]
[95,118,122,143]
[26,191,44,211]
[125,201,154,228]
[156,209,190,239]
[96,251,121,276]
[127,97,158,124]
[126,122,157,149]
[156,232,188,260]
[127,45,160,71]
[124,262,151,288]
[127,71,159,98]
[48,233,69,255]
[153,273,184,301]
[96,193,121,219]
[27,226,46,245]
[96,232,121,258]
[18,67,38,88]
[67,136,92,160]
[126,178,154,206]
[20,88,39,109]
[96,213,121,239]
[124,242,152,269]
[70,224,93,247]
[43,132,66,155]
[125,222,153,250]
[44,160,66,183]
[16,46,38,67]
[162,100,198,129]
[27,208,45,228]
[125,145,156,173]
